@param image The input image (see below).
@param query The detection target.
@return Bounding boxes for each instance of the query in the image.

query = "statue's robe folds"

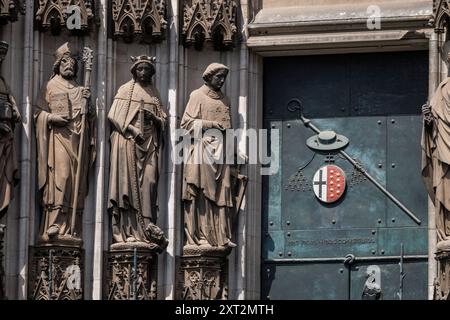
[0,76,20,216]
[181,85,234,247]
[35,75,96,238]
[108,80,167,243]
[422,78,450,243]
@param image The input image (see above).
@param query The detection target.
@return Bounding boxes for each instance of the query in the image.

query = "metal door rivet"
[288,252,292,257]
[287,232,291,237]
[377,120,382,125]
[278,252,283,257]
[341,108,345,112]
[381,250,385,254]
[391,119,396,124]
[339,269,344,273]
[286,221,291,226]
[378,163,383,168]
[372,250,376,255]
[391,163,396,168]
[271,125,276,129]
[372,230,376,235]
[332,219,336,224]
[287,124,291,128]
[269,221,274,226]
[355,267,360,271]
[392,218,396,223]
[378,219,382,224]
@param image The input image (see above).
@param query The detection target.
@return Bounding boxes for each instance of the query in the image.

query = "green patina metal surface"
[262,51,429,300]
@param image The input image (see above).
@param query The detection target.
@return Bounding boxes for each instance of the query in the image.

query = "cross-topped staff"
[71,47,94,237]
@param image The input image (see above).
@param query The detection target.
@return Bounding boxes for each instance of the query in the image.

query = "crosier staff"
[71,47,94,237]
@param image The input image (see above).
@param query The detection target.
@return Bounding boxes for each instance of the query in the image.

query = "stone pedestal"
[435,250,450,300]
[177,245,231,300]
[0,224,5,300]
[28,245,84,300]
[104,246,158,300]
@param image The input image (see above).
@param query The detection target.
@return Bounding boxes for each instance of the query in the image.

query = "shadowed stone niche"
[35,0,96,35]
[104,248,158,300]
[0,0,24,25]
[28,245,84,300]
[111,0,167,43]
[182,0,238,51]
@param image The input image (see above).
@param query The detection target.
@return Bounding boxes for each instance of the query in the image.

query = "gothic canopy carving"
[0,0,25,25]
[111,0,167,43]
[433,0,450,32]
[35,0,96,34]
[182,0,238,51]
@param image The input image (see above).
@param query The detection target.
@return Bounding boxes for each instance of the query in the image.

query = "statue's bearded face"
[59,56,76,79]
[207,69,228,91]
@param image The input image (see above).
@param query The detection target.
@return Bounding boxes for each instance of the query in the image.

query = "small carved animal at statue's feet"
[47,225,60,238]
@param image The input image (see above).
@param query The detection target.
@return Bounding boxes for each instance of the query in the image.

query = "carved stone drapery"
[0,0,24,25]
[433,0,450,32]
[104,249,158,300]
[28,245,83,300]
[182,0,238,51]
[111,0,167,43]
[35,0,95,34]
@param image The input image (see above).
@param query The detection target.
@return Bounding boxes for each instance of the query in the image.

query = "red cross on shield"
[313,165,346,203]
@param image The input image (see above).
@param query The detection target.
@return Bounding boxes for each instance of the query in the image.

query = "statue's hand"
[0,122,11,134]
[212,121,225,131]
[422,103,434,125]
[82,87,91,100]
[12,107,21,123]
[49,114,70,127]
[128,124,144,143]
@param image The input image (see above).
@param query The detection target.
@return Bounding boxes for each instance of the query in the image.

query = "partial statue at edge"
[0,41,21,224]
[34,42,96,245]
[107,55,168,252]
[422,51,450,252]
[181,63,247,252]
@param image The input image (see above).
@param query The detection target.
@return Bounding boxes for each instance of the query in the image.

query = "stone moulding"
[182,0,238,51]
[35,0,96,34]
[111,0,167,43]
[433,0,450,32]
[0,0,25,25]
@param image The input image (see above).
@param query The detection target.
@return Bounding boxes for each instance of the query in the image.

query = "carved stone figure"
[0,41,21,222]
[34,42,96,244]
[422,56,450,252]
[108,55,168,251]
[181,63,246,249]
